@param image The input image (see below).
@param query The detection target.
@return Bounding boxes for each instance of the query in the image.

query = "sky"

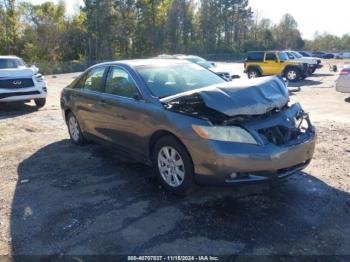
[27,0,349,40]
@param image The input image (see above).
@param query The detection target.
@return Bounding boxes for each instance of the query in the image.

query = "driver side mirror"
[133,94,143,101]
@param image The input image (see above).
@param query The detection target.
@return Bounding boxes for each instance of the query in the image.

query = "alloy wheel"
[287,70,297,81]
[157,146,185,188]
[69,115,80,142]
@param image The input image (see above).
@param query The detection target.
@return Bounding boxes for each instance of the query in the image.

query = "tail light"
[340,68,350,75]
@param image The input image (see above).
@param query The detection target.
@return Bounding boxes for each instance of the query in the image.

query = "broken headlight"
[295,112,310,133]
[192,125,258,145]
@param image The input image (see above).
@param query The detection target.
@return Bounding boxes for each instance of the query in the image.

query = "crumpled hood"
[0,66,38,78]
[161,76,289,117]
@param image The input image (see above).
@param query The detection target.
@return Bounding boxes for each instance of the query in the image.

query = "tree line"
[0,0,349,69]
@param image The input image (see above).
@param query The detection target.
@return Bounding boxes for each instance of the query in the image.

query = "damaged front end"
[161,76,315,147]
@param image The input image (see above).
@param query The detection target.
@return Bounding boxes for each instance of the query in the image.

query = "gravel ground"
[0,63,350,256]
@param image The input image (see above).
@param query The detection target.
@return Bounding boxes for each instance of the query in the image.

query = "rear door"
[72,66,108,137]
[264,52,280,75]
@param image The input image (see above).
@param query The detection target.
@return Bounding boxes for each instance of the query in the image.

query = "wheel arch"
[246,65,262,75]
[148,130,193,166]
[283,65,301,75]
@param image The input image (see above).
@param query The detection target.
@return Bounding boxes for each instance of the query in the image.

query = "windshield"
[185,57,213,69]
[0,58,26,69]
[291,52,303,58]
[136,63,226,98]
[279,52,288,61]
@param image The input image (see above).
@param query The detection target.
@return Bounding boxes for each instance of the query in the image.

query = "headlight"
[36,74,44,82]
[192,125,258,145]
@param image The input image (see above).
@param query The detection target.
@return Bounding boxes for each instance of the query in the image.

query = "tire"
[152,136,195,195]
[247,68,261,79]
[34,98,46,108]
[67,112,85,145]
[285,68,301,82]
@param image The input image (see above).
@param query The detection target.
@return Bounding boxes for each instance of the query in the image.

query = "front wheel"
[247,68,260,79]
[285,68,301,82]
[153,136,195,195]
[34,98,46,108]
[67,112,85,145]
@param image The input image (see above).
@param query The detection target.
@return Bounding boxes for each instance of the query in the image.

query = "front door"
[264,52,280,75]
[97,66,152,157]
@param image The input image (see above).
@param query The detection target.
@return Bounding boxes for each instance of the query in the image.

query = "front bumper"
[185,104,317,186]
[0,83,47,102]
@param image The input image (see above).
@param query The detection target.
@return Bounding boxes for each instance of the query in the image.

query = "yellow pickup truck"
[244,51,309,82]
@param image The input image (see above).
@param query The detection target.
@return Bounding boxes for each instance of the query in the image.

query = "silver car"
[61,59,316,194]
[336,65,350,93]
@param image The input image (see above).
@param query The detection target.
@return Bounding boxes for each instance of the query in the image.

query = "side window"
[83,67,106,92]
[265,52,277,61]
[105,67,140,98]
[247,52,264,62]
[70,74,86,89]
[287,53,294,59]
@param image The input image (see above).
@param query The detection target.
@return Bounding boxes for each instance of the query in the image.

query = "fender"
[246,65,263,75]
[283,65,301,75]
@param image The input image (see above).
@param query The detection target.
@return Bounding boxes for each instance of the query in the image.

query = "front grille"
[0,78,34,89]
[259,125,301,146]
[0,91,40,99]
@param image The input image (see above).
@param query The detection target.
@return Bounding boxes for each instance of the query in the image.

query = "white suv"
[0,56,47,107]
[285,51,323,75]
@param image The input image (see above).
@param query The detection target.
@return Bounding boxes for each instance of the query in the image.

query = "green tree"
[273,14,304,49]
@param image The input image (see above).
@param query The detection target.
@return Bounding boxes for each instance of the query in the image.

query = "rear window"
[247,52,264,62]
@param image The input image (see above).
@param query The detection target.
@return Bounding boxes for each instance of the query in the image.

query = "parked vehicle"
[298,51,313,57]
[337,52,350,59]
[244,51,309,81]
[61,59,316,194]
[0,56,47,107]
[158,54,234,81]
[335,65,350,93]
[311,51,327,58]
[285,51,322,74]
[323,53,336,59]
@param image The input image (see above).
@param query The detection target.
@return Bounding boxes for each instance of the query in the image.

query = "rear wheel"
[247,68,260,79]
[285,68,301,82]
[34,98,46,108]
[67,112,85,145]
[153,136,195,195]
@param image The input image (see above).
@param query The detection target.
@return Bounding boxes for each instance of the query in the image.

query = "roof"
[0,55,20,59]
[92,59,193,68]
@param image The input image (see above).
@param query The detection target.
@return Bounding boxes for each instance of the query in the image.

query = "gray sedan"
[61,59,316,194]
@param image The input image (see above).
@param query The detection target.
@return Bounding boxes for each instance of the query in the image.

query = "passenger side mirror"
[210,62,216,67]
